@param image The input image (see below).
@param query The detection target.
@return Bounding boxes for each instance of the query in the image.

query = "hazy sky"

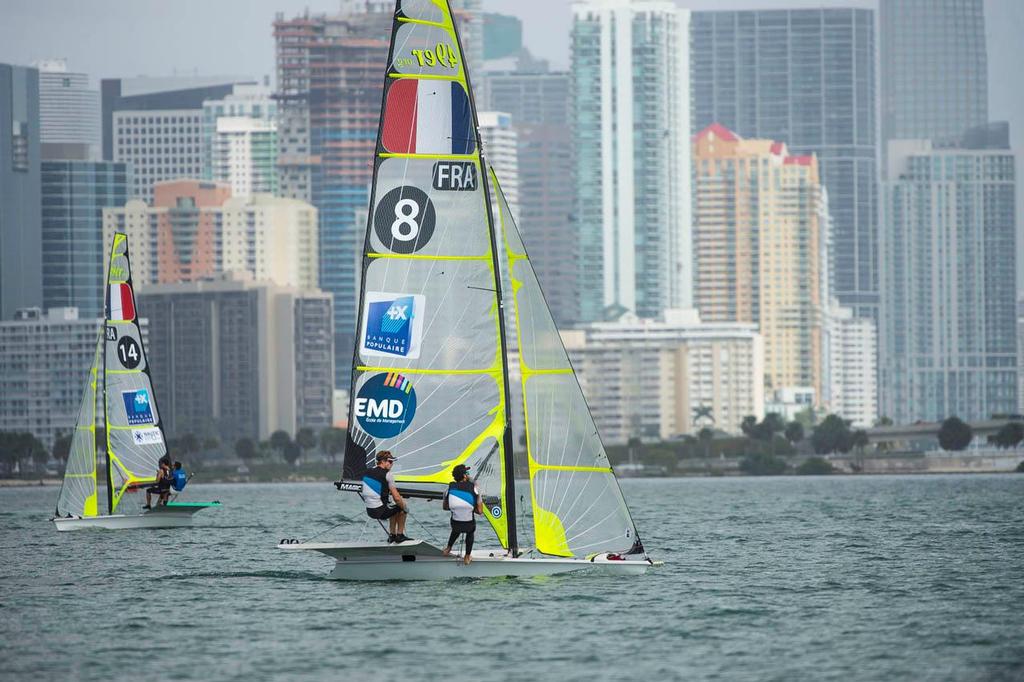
[0,0,1021,143]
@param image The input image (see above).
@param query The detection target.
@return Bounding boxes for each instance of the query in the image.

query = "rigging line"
[301,514,359,544]
[387,353,489,452]
[388,366,485,446]
[392,402,492,461]
[405,507,441,545]
[415,257,462,352]
[552,395,582,518]
[558,483,620,539]
[561,507,630,548]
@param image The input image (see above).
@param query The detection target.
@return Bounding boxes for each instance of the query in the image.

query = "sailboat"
[278,0,655,579]
[51,233,220,531]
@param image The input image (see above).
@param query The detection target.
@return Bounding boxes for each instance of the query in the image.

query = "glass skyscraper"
[572,1,691,323]
[484,70,576,326]
[880,0,988,156]
[691,10,878,320]
[881,124,1017,423]
[0,63,42,320]
[41,160,129,319]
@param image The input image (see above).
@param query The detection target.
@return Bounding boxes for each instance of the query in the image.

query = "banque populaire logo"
[360,292,425,359]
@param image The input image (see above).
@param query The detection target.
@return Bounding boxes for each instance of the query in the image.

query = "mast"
[103,239,113,516]
[446,0,519,556]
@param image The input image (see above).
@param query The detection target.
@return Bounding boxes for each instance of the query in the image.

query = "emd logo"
[355,373,418,439]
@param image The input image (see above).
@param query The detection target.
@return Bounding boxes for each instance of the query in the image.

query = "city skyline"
[0,0,1021,434]
[1,0,1020,135]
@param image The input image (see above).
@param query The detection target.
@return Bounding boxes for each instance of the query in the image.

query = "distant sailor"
[362,451,411,543]
[442,464,482,565]
[143,454,172,510]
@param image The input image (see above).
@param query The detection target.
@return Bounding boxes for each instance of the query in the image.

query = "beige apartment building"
[102,180,317,289]
[560,310,764,443]
[693,123,826,401]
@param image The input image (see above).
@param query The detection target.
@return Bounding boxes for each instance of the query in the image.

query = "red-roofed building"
[693,129,828,403]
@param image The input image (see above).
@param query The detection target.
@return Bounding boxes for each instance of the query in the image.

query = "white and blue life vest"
[361,467,392,509]
[445,480,478,522]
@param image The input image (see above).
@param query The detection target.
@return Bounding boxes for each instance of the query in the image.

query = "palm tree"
[693,405,715,427]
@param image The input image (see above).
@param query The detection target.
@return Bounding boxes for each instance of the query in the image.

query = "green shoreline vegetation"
[4,416,1024,485]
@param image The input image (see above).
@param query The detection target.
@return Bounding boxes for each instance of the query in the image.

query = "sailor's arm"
[387,472,407,510]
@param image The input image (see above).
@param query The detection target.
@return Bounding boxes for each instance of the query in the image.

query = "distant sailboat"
[51,233,220,531]
[278,0,655,579]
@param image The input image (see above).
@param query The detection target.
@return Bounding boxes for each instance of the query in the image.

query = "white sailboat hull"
[278,541,653,581]
[52,502,219,531]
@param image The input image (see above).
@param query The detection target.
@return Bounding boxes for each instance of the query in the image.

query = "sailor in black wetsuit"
[361,450,410,543]
[442,464,482,565]
[143,454,172,509]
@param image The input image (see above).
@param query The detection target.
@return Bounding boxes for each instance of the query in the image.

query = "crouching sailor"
[362,450,410,543]
[442,464,482,565]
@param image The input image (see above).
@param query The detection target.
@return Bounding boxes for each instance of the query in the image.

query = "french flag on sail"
[109,283,135,321]
[382,79,475,155]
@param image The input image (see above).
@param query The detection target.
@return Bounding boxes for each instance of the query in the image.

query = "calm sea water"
[1,475,1023,681]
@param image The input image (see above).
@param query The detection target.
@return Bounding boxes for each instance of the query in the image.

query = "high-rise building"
[200,84,276,180]
[101,76,246,159]
[41,160,129,318]
[101,78,249,202]
[211,117,277,198]
[572,1,692,322]
[825,304,877,427]
[693,124,827,400]
[0,308,104,448]
[561,309,764,443]
[34,59,101,161]
[274,8,393,386]
[137,272,333,443]
[691,9,878,321]
[880,0,988,158]
[881,124,1017,423]
[103,180,318,289]
[478,111,518,216]
[199,83,277,196]
[0,63,42,320]
[483,69,576,326]
[1018,295,1024,414]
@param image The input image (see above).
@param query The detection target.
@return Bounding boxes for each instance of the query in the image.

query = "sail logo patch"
[109,283,135,321]
[433,161,477,191]
[374,186,435,253]
[381,79,474,155]
[132,427,163,446]
[121,389,154,426]
[355,373,418,439]
[361,292,425,359]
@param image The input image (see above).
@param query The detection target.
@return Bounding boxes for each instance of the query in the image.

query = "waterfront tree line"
[4,416,1024,479]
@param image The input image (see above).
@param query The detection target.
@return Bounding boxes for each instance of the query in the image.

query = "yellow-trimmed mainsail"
[342,0,515,549]
[490,168,642,558]
[102,233,167,514]
[55,331,103,518]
